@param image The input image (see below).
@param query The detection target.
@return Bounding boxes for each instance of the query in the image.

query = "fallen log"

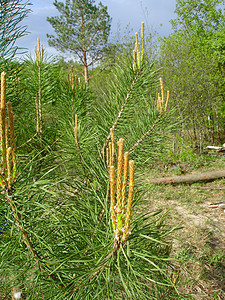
[149,169,225,185]
[206,146,225,152]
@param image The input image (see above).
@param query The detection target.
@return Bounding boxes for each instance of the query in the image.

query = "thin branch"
[49,134,64,148]
[16,133,38,149]
[76,138,89,180]
[6,193,64,287]
[67,241,121,298]
[101,72,140,153]
[128,114,163,153]
[86,25,100,50]
[87,55,104,67]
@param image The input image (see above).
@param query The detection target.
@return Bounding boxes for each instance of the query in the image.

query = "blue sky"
[15,0,177,58]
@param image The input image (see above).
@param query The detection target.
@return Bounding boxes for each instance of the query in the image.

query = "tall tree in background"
[159,0,225,144]
[47,0,111,85]
[172,0,225,34]
[0,0,31,60]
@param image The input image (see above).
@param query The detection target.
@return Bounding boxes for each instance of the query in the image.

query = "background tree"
[171,0,225,34]
[0,0,31,60]
[158,0,225,146]
[47,0,111,85]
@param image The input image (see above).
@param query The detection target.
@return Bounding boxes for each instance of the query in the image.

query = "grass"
[144,153,225,299]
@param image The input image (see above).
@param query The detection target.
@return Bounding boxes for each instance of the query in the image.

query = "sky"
[15,0,177,59]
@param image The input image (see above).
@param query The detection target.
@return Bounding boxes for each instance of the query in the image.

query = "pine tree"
[47,0,111,85]
[0,0,30,60]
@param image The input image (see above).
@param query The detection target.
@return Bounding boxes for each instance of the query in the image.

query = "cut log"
[206,146,225,152]
[149,169,225,185]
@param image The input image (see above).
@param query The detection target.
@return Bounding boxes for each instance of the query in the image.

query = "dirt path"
[145,177,225,299]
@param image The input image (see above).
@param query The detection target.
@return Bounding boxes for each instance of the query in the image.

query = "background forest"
[0,0,225,299]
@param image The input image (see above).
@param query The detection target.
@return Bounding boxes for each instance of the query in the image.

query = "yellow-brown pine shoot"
[74,114,78,142]
[157,93,162,113]
[35,38,43,65]
[37,37,41,61]
[69,67,78,91]
[133,23,145,71]
[1,71,6,109]
[74,116,81,143]
[109,141,112,166]
[137,42,141,69]
[121,151,129,214]
[35,45,38,60]
[0,73,17,189]
[74,115,81,140]
[7,102,16,180]
[123,160,135,237]
[157,77,169,114]
[5,118,8,150]
[1,72,7,173]
[13,71,21,98]
[107,133,115,167]
[108,135,135,243]
[116,138,124,213]
[157,93,161,111]
[109,165,116,231]
[135,33,140,69]
[110,128,115,165]
[165,90,170,113]
[160,77,164,106]
[41,44,43,59]
[6,147,12,188]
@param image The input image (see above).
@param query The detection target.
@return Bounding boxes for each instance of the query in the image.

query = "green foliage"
[158,0,225,144]
[205,28,225,66]
[172,0,225,34]
[0,0,31,60]
[2,56,63,150]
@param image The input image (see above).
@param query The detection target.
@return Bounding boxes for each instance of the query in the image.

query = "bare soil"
[145,160,225,299]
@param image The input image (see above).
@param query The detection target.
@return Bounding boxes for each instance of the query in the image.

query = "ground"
[145,155,225,299]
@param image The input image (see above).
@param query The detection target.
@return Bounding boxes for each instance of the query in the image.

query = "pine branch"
[101,71,140,153]
[66,241,121,298]
[128,114,163,153]
[16,133,38,149]
[87,25,100,50]
[6,192,64,287]
[74,115,89,180]
[128,77,170,153]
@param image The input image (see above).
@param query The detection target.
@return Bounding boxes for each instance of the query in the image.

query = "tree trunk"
[81,10,88,86]
[83,55,88,86]
[148,169,225,185]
